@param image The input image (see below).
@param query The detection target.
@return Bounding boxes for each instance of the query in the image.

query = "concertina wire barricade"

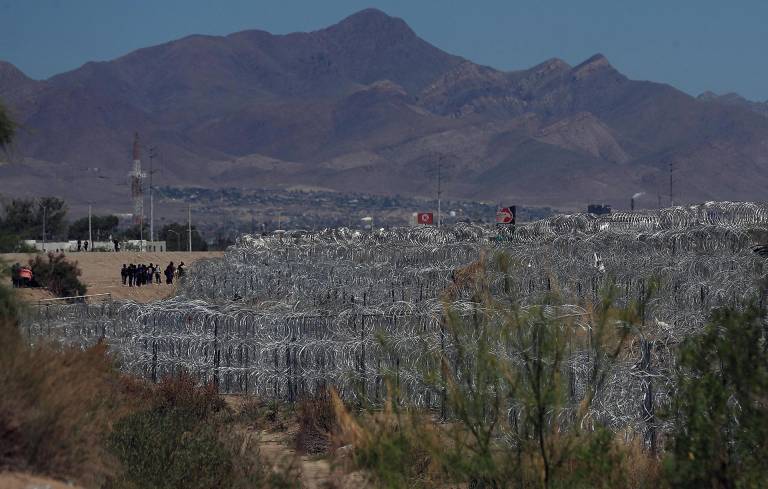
[20,201,768,443]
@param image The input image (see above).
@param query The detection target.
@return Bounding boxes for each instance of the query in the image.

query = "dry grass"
[0,318,147,487]
[295,390,337,455]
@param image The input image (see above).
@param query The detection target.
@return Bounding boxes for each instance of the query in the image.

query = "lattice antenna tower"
[129,132,146,226]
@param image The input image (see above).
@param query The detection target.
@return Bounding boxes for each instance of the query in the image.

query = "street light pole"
[437,156,443,228]
[437,155,443,227]
[188,204,192,253]
[149,146,156,244]
[42,205,46,252]
[88,203,92,251]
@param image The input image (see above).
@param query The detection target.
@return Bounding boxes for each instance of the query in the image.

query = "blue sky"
[2,0,767,100]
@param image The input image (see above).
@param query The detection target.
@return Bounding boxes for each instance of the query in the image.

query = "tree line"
[0,196,207,252]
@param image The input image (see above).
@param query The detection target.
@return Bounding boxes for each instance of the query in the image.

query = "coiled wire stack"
[22,201,768,437]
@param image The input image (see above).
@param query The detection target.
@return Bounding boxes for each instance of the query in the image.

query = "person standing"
[177,262,185,279]
[83,240,89,252]
[128,263,135,287]
[77,239,82,252]
[136,264,144,287]
[154,266,161,284]
[165,261,175,285]
[121,264,127,286]
[10,262,20,288]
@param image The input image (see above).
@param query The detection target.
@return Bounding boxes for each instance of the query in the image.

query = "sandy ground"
[223,396,369,489]
[0,472,84,489]
[2,251,223,303]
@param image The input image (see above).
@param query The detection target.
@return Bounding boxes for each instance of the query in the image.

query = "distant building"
[24,240,166,252]
[587,204,612,216]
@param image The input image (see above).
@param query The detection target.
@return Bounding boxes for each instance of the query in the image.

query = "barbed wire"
[20,201,768,441]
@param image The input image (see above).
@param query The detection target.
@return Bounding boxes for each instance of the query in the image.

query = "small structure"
[23,240,166,252]
[587,204,612,216]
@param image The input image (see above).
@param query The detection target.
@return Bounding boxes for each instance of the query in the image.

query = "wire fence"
[20,201,768,441]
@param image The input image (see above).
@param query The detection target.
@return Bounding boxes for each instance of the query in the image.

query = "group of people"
[121,261,184,287]
[9,263,33,288]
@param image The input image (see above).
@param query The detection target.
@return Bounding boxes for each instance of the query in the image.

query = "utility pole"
[42,204,46,252]
[88,203,92,251]
[437,155,443,228]
[187,203,192,253]
[149,146,156,243]
[669,161,675,207]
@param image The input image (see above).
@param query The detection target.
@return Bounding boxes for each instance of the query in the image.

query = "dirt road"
[2,251,223,303]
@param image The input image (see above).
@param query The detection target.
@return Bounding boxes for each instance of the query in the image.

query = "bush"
[295,390,337,455]
[333,254,663,489]
[0,327,139,486]
[154,370,225,419]
[108,373,295,489]
[110,409,233,489]
[0,233,35,253]
[0,261,20,319]
[664,304,768,489]
[29,252,86,297]
[0,271,131,486]
[332,393,438,489]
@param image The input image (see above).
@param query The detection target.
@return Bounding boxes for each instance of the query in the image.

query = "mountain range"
[2,8,768,213]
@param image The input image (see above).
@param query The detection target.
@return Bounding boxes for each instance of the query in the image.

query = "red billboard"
[496,206,516,225]
[417,212,434,225]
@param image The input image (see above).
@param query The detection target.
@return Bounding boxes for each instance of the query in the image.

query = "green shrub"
[0,233,35,252]
[0,261,20,320]
[108,373,295,489]
[110,409,233,489]
[664,304,768,489]
[29,252,86,297]
[335,254,661,489]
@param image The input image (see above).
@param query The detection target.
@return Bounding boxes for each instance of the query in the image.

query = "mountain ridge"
[1,8,767,213]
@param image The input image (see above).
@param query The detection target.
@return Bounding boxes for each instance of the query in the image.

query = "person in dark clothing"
[177,262,185,279]
[10,262,20,288]
[128,264,135,287]
[114,239,120,252]
[83,240,89,252]
[121,264,127,286]
[77,239,82,252]
[165,262,175,285]
[136,264,144,287]
[148,264,155,285]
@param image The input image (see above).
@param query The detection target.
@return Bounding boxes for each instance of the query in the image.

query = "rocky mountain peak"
[530,57,571,75]
[324,8,415,40]
[0,61,31,84]
[571,53,613,79]
[0,61,43,99]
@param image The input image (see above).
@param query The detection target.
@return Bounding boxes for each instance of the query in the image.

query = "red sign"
[496,207,515,224]
[417,212,434,225]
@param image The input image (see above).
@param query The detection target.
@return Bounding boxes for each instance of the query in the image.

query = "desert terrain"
[2,251,223,303]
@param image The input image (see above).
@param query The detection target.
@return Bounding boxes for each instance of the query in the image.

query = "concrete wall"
[24,240,167,253]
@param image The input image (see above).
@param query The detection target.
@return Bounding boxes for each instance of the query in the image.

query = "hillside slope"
[2,8,767,211]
